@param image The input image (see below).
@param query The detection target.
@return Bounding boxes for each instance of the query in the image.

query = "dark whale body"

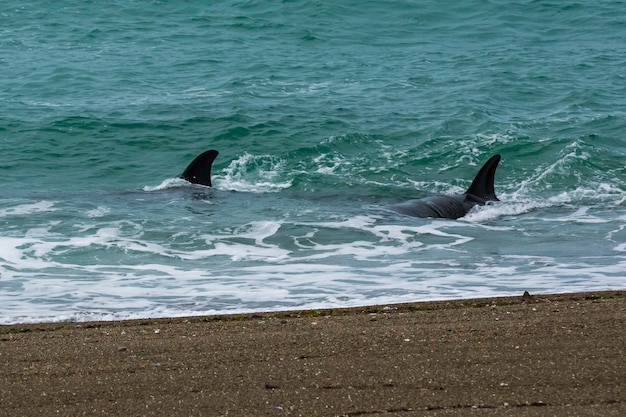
[180,149,219,186]
[389,155,501,219]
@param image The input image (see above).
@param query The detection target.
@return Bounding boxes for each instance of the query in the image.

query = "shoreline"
[2,290,625,416]
[2,290,623,330]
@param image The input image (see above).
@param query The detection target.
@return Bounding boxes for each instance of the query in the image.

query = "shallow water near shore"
[1,1,625,323]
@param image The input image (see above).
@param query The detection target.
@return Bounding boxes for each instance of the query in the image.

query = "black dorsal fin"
[180,149,219,187]
[465,154,501,202]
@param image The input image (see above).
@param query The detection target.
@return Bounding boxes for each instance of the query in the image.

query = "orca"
[389,154,501,219]
[180,149,219,186]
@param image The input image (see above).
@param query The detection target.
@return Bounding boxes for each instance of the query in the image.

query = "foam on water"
[2,145,625,324]
[212,153,293,192]
[2,193,624,324]
[143,178,192,192]
[0,201,58,217]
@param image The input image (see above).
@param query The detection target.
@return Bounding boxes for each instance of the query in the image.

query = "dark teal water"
[1,1,625,323]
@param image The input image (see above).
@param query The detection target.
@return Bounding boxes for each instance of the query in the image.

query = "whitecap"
[213,153,292,192]
[0,201,57,217]
[142,177,191,191]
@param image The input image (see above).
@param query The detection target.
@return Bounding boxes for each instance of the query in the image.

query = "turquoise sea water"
[1,1,625,323]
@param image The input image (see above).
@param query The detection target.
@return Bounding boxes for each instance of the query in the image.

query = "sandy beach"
[1,290,624,416]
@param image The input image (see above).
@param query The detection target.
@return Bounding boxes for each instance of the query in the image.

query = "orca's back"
[390,196,467,219]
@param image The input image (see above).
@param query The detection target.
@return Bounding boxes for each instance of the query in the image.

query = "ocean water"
[1,1,625,324]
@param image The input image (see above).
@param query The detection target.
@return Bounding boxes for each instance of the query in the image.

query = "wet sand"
[1,290,624,416]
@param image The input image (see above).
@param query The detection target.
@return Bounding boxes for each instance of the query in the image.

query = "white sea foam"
[86,206,111,218]
[313,153,347,175]
[0,201,57,217]
[1,204,625,324]
[4,254,623,325]
[462,200,543,222]
[142,177,191,191]
[213,153,293,192]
